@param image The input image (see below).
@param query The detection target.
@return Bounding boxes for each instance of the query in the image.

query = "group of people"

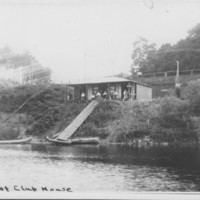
[123,89,136,101]
[102,90,118,100]
[66,93,73,101]
[99,90,118,100]
[91,91,110,100]
[80,89,134,101]
[81,91,103,101]
[91,91,101,100]
[81,90,119,101]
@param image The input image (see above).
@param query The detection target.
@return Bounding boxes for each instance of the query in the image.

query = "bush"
[73,101,121,139]
[74,122,99,138]
[149,97,198,142]
[184,79,200,115]
[150,125,198,143]
[0,124,20,140]
[88,101,122,127]
[156,97,190,128]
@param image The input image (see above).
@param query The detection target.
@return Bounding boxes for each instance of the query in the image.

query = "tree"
[131,37,156,74]
[188,23,200,39]
[114,72,130,79]
[130,23,200,76]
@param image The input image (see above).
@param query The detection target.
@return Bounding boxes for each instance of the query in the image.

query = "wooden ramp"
[57,99,100,141]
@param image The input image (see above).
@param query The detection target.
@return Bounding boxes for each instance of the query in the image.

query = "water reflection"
[0,144,200,191]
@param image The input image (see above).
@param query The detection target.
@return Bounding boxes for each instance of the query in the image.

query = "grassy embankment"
[78,98,200,144]
[0,84,84,141]
[0,82,200,144]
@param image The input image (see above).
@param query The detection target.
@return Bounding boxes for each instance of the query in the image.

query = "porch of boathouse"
[67,77,152,102]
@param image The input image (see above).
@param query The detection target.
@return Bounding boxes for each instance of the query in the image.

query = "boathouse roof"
[67,76,152,88]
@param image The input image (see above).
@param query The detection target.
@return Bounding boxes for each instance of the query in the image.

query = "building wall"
[131,83,136,99]
[136,84,152,100]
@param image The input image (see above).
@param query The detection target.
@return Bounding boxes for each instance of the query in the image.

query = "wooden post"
[63,83,66,103]
[127,81,131,100]
[135,84,137,100]
[175,61,181,98]
[86,84,88,101]
[108,83,110,100]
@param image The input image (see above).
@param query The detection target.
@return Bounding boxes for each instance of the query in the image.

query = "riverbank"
[0,84,200,144]
[75,99,200,144]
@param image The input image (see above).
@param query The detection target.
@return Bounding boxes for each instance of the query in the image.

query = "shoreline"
[0,139,197,148]
[0,86,200,144]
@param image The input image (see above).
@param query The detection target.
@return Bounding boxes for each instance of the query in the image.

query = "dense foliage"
[150,97,197,143]
[113,97,199,143]
[0,123,20,140]
[184,79,200,116]
[73,101,122,139]
[0,81,200,143]
[131,23,200,75]
[0,84,75,138]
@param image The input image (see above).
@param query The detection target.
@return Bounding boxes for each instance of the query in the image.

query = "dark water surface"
[0,143,200,191]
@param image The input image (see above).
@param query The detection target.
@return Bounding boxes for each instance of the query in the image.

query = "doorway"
[121,82,129,100]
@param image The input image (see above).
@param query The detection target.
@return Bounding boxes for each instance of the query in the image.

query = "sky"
[0,0,200,83]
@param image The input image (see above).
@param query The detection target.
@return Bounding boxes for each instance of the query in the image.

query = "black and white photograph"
[0,0,200,199]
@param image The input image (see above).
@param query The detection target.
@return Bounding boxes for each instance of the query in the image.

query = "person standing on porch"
[81,92,86,101]
[96,91,101,98]
[123,90,127,101]
[114,90,118,99]
[91,93,95,100]
[103,91,107,100]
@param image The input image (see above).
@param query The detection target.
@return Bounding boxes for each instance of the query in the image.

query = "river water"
[0,143,200,192]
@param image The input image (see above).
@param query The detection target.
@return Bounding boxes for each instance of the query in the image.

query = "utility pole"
[175,61,181,98]
[175,61,180,86]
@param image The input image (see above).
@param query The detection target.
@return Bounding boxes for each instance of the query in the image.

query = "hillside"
[0,83,199,144]
[76,99,199,144]
[0,84,78,141]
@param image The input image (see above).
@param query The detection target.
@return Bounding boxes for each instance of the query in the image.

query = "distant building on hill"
[0,46,51,84]
[68,76,152,101]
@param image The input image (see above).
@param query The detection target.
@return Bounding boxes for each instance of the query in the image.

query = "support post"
[127,81,132,100]
[135,84,137,100]
[86,84,88,101]
[175,61,181,98]
[108,83,111,100]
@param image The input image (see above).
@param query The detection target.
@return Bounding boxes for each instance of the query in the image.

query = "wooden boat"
[0,137,32,144]
[46,136,72,145]
[46,136,100,145]
[71,137,100,144]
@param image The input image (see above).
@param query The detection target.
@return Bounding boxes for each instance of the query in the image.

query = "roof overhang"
[67,77,152,88]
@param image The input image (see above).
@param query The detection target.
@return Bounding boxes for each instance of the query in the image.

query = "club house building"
[68,77,152,101]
